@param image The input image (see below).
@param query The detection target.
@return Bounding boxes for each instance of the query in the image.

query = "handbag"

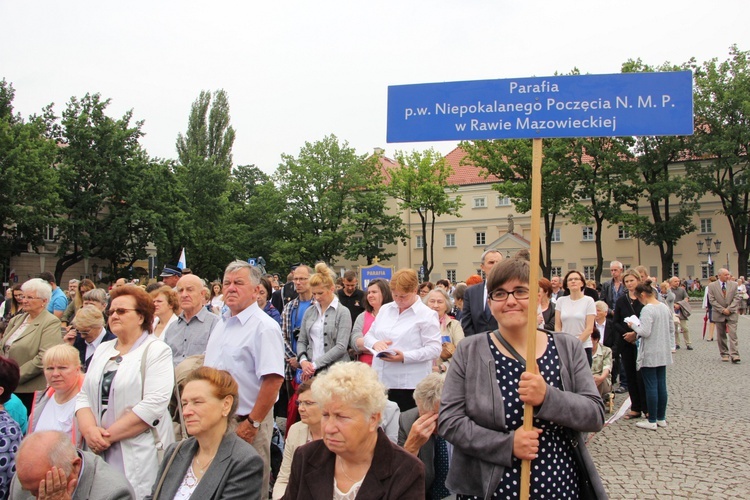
[491,330,599,499]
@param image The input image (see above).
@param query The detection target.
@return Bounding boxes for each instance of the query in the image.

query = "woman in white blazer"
[76,286,175,499]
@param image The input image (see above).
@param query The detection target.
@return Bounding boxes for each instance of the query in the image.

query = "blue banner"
[387,71,693,142]
[360,264,393,290]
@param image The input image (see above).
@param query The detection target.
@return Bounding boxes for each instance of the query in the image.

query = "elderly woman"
[297,263,353,381]
[555,270,597,366]
[439,258,606,499]
[76,285,175,499]
[351,279,393,366]
[151,285,180,339]
[2,278,63,413]
[259,277,282,326]
[82,288,108,312]
[363,269,441,412]
[146,367,263,500]
[538,277,556,331]
[0,356,22,500]
[282,362,425,499]
[424,288,464,374]
[627,280,675,431]
[451,283,467,321]
[613,269,648,420]
[61,279,96,327]
[64,305,115,372]
[29,344,84,443]
[273,379,323,499]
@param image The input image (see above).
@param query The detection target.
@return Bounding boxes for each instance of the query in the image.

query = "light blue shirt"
[47,287,68,314]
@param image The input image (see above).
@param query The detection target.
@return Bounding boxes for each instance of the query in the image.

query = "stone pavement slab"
[587,312,750,498]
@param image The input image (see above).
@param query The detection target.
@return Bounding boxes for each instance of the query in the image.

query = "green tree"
[0,80,59,279]
[55,93,160,283]
[174,89,236,278]
[273,135,374,266]
[341,166,407,265]
[227,164,287,275]
[689,45,750,277]
[388,149,463,282]
[621,59,702,279]
[461,138,574,278]
[567,136,638,282]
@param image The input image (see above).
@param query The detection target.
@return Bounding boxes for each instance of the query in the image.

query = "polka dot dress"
[457,335,580,499]
[0,411,22,500]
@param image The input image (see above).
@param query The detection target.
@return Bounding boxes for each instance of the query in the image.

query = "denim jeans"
[639,365,668,423]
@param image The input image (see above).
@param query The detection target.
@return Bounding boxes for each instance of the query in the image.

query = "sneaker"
[675,345,681,350]
[686,345,694,350]
[732,358,741,364]
[656,420,668,428]
[636,421,658,431]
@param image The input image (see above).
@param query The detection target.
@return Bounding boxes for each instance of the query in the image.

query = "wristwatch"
[248,417,261,429]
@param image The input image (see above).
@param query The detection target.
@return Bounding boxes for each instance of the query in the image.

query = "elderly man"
[204,260,285,495]
[398,373,450,499]
[550,275,563,303]
[460,249,503,336]
[10,431,133,500]
[600,261,626,316]
[707,268,742,363]
[159,264,182,289]
[66,279,79,301]
[164,274,220,366]
[669,276,693,350]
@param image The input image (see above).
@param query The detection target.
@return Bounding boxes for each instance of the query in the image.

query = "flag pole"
[520,138,543,499]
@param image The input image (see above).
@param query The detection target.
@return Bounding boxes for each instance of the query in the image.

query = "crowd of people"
[0,252,745,499]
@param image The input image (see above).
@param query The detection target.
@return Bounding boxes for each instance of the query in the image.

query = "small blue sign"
[387,71,693,142]
[360,264,393,290]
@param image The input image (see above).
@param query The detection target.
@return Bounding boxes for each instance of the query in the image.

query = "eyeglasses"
[24,296,43,301]
[295,400,318,408]
[110,308,137,316]
[488,288,531,302]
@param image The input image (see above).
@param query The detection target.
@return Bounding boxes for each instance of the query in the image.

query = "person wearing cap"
[159,264,182,289]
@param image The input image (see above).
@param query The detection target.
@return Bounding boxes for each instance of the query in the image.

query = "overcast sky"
[2,1,748,175]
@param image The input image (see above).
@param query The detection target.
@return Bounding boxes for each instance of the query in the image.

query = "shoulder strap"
[152,439,186,500]
[491,330,526,368]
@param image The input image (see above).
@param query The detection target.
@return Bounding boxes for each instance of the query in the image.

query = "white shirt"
[36,397,77,434]
[556,295,596,349]
[363,298,441,389]
[204,302,285,415]
[84,328,109,361]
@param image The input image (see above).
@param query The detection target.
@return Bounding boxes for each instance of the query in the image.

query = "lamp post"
[697,237,721,278]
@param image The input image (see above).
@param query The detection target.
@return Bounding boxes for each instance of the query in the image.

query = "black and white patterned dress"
[458,334,580,499]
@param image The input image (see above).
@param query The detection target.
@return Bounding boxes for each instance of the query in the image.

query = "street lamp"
[697,237,721,277]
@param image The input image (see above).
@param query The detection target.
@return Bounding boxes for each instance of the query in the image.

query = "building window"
[701,262,715,279]
[583,266,596,280]
[473,197,487,208]
[415,235,424,249]
[475,232,486,246]
[550,228,561,242]
[445,234,456,247]
[618,226,631,239]
[671,262,680,277]
[497,196,511,206]
[44,226,56,241]
[550,267,562,277]
[582,226,594,241]
[446,269,456,282]
[700,218,713,234]
[377,240,385,249]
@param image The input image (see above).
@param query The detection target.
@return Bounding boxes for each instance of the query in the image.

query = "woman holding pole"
[438,258,606,499]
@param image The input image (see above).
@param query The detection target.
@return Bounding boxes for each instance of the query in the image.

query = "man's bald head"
[16,431,80,497]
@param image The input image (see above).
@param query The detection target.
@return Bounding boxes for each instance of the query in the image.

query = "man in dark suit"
[707,268,742,363]
[11,431,134,499]
[398,373,451,499]
[460,249,503,336]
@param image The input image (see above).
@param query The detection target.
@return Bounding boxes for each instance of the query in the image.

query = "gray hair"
[481,248,502,265]
[21,278,52,301]
[82,288,108,305]
[68,279,79,285]
[311,362,387,418]
[594,300,608,313]
[224,260,261,285]
[424,287,453,314]
[19,431,77,477]
[609,261,623,270]
[413,372,445,411]
[72,305,105,329]
[452,283,468,301]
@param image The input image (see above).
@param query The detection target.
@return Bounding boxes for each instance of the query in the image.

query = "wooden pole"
[519,138,543,499]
